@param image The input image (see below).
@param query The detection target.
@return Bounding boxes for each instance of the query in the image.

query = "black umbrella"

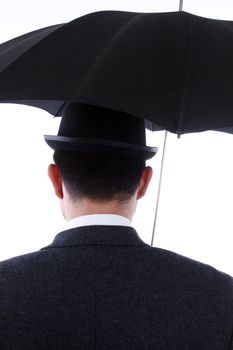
[1,10,233,135]
[1,7,233,247]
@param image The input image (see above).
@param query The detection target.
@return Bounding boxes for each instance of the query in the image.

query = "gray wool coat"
[0,225,233,349]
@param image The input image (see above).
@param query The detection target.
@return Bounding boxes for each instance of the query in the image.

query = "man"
[0,103,233,349]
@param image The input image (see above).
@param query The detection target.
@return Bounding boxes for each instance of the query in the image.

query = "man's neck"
[62,197,136,222]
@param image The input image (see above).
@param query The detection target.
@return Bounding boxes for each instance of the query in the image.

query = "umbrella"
[1,10,233,135]
[1,7,233,247]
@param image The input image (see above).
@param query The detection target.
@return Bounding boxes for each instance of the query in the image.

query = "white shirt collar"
[65,214,132,230]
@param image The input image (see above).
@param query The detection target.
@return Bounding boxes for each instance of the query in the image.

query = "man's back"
[1,226,232,349]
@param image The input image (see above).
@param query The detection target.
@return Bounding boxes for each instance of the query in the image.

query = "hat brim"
[44,135,157,160]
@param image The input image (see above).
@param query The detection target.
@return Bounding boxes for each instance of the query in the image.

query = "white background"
[0,0,233,275]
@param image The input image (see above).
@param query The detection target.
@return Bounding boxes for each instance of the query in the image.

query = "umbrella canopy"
[1,10,233,135]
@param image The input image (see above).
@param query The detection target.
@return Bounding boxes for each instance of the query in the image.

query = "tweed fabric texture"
[0,226,233,349]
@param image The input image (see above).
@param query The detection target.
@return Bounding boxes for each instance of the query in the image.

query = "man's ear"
[136,166,153,200]
[47,164,63,199]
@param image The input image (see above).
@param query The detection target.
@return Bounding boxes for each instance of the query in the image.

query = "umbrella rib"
[150,0,185,243]
[0,24,63,78]
[177,14,190,136]
[70,13,144,100]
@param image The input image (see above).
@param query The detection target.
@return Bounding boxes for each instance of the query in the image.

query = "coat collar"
[41,225,147,249]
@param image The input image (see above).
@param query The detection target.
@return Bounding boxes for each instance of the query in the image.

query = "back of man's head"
[45,103,157,208]
[53,150,145,203]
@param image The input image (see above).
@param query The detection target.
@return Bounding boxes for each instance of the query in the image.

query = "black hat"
[44,103,158,160]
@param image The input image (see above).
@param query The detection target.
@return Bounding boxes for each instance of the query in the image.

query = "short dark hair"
[53,150,145,202]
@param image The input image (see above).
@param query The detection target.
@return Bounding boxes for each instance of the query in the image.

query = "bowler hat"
[44,103,157,160]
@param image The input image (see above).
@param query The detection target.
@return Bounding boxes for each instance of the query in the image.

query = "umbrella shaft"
[179,0,183,11]
[151,130,168,247]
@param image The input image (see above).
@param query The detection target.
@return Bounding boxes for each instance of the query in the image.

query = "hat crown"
[44,103,157,160]
[58,103,146,146]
